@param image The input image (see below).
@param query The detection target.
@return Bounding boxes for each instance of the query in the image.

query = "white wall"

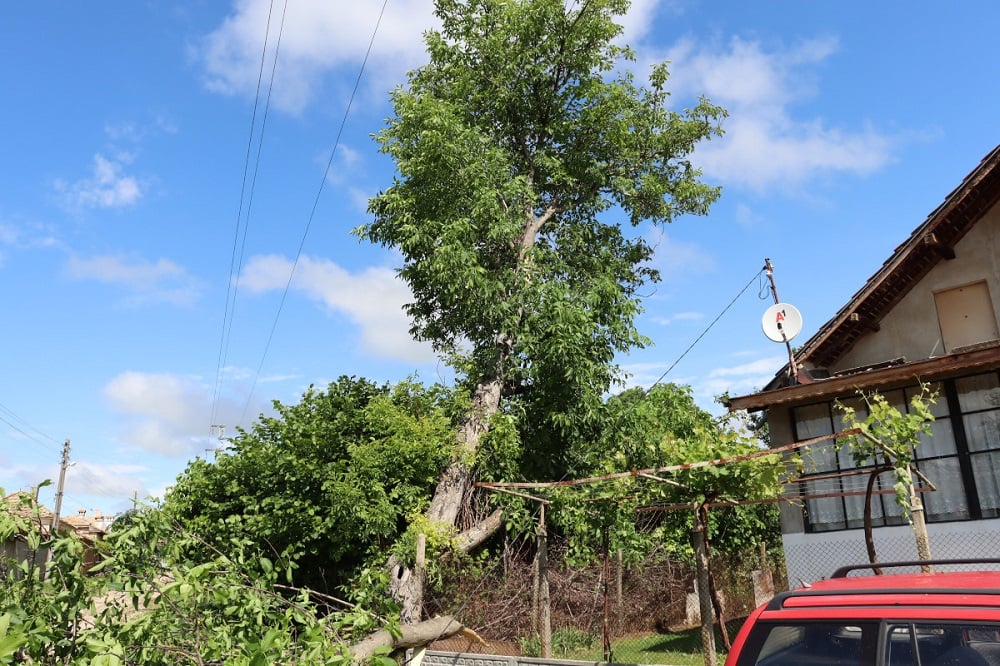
[783,518,1000,585]
[835,203,1000,371]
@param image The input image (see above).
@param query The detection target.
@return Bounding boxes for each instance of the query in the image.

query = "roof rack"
[832,558,1000,578]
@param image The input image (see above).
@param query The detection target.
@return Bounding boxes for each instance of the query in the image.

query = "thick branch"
[516,204,560,266]
[455,508,503,552]
[349,615,485,662]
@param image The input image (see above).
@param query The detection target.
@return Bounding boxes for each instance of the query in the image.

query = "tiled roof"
[727,144,1000,411]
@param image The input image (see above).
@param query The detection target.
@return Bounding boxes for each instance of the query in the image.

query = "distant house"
[726,144,1000,584]
[2,492,110,572]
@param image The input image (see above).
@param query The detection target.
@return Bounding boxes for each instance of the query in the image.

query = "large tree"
[359,0,725,620]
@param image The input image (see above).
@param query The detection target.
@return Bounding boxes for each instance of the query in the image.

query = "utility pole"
[764,258,801,383]
[52,439,71,533]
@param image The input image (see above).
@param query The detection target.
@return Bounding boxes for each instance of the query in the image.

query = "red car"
[726,559,1000,666]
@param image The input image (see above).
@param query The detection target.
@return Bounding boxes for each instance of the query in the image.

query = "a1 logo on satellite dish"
[761,303,803,343]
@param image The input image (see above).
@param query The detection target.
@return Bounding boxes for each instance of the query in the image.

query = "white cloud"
[199,0,436,113]
[650,311,704,326]
[201,0,671,114]
[617,0,662,44]
[646,227,715,279]
[347,186,373,214]
[103,371,265,457]
[661,36,894,191]
[56,154,143,209]
[0,220,60,252]
[322,143,365,186]
[65,462,148,502]
[240,254,434,363]
[695,354,787,401]
[104,372,209,456]
[66,254,202,306]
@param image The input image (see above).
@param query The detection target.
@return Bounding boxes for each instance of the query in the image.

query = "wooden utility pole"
[51,439,71,533]
[764,258,800,383]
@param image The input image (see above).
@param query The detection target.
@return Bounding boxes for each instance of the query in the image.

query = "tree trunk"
[455,508,503,552]
[691,515,717,666]
[390,376,504,622]
[864,467,892,575]
[536,505,552,658]
[698,504,730,652]
[911,488,933,573]
[349,615,485,662]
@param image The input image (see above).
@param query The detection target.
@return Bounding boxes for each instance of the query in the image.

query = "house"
[726,144,1000,584]
[2,492,110,572]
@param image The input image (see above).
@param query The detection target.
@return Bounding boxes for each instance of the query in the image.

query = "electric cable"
[645,266,767,391]
[238,0,391,423]
[210,0,286,432]
[0,401,60,451]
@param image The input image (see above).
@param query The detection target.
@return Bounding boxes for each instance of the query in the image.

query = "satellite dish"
[762,303,803,343]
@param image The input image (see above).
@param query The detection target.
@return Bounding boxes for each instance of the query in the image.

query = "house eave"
[789,144,1000,371]
[726,342,1000,412]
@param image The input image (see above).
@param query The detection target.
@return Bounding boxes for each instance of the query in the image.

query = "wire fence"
[422,519,1000,665]
[423,533,787,665]
[784,521,1000,584]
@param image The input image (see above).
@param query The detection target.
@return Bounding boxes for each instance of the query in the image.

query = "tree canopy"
[545,384,784,564]
[162,377,455,594]
[360,0,725,424]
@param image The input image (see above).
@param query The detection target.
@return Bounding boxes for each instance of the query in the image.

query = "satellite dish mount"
[763,258,809,384]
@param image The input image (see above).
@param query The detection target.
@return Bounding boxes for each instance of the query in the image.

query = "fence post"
[692,518,717,666]
[911,490,933,573]
[536,504,552,658]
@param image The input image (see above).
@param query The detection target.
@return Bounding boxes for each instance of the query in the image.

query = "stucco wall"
[782,518,1000,585]
[834,202,1000,371]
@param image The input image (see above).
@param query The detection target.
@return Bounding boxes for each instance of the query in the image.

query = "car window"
[738,622,877,665]
[886,624,1000,666]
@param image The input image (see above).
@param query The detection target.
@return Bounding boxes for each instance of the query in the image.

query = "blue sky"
[1,1,997,517]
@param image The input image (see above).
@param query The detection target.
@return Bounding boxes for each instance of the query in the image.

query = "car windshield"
[737,622,1000,666]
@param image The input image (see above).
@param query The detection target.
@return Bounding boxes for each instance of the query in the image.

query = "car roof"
[806,569,1000,593]
[765,562,1000,613]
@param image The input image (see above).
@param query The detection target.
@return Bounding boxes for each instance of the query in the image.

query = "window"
[957,373,1000,518]
[737,622,876,665]
[934,281,999,352]
[793,372,1000,532]
[885,623,1000,666]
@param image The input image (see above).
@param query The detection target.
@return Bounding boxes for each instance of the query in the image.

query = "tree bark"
[691,515,717,666]
[390,377,505,622]
[699,504,730,652]
[537,505,551,658]
[454,509,503,553]
[349,615,485,662]
[864,467,892,575]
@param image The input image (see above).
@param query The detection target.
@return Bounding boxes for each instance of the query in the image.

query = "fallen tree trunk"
[349,615,485,662]
[455,508,503,552]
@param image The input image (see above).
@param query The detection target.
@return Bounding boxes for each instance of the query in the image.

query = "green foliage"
[0,494,388,664]
[0,491,99,663]
[835,384,939,517]
[358,0,725,482]
[551,384,784,565]
[162,376,455,594]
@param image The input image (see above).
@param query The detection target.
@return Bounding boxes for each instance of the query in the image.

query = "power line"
[211,0,289,432]
[646,266,767,391]
[239,0,392,423]
[0,399,61,455]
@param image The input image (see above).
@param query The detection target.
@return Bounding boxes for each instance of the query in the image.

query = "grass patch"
[535,620,745,665]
